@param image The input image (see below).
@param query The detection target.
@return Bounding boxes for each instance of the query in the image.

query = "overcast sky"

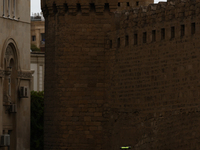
[31,0,41,15]
[30,0,166,14]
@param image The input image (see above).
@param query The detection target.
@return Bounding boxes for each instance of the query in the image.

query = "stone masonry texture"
[42,0,200,149]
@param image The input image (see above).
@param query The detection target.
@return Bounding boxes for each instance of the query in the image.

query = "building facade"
[0,0,31,150]
[31,51,45,92]
[42,0,200,149]
[31,15,45,51]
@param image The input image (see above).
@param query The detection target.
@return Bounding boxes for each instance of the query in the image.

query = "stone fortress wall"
[106,0,200,149]
[42,0,200,149]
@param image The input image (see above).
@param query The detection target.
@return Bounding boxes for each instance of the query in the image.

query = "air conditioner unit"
[10,104,17,113]
[0,134,10,146]
[19,86,28,98]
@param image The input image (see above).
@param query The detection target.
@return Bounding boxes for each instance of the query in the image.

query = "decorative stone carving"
[0,70,5,77]
[5,45,14,61]
[5,45,14,56]
[5,69,12,76]
[3,94,11,105]
[18,71,33,79]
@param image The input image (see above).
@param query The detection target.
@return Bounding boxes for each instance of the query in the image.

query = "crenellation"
[42,1,120,16]
[113,0,200,28]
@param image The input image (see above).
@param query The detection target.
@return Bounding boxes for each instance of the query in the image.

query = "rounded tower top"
[41,0,154,17]
[41,0,119,17]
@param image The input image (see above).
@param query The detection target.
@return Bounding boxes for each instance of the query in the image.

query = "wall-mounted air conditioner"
[10,104,17,113]
[0,134,10,146]
[19,86,28,98]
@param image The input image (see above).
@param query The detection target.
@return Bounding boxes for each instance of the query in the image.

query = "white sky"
[31,0,41,15]
[30,0,166,14]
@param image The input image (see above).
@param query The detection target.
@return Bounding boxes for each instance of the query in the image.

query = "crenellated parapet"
[114,0,200,28]
[41,0,118,17]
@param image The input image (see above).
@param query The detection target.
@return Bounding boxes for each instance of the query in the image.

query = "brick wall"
[43,1,117,149]
[42,0,200,149]
[107,0,200,149]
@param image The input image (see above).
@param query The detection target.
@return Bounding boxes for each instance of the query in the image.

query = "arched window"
[8,77,11,96]
[3,44,18,104]
[13,0,16,18]
[3,0,17,18]
[9,59,15,96]
[3,0,5,16]
[8,0,11,17]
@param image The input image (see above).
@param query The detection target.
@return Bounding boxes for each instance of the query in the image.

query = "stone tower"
[41,0,153,149]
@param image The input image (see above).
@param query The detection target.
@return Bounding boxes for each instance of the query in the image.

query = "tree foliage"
[31,44,40,51]
[31,91,44,150]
